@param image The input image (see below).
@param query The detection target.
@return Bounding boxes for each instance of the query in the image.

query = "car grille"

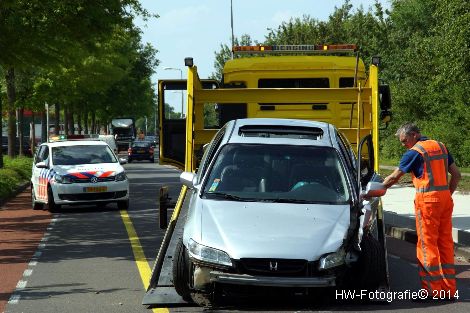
[71,177,116,183]
[59,191,127,201]
[237,258,308,277]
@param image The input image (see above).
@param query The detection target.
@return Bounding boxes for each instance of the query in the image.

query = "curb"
[0,181,30,208]
[384,213,470,261]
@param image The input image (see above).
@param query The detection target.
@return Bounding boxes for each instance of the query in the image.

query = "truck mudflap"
[143,186,189,306]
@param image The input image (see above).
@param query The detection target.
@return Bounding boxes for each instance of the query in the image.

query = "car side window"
[336,131,355,173]
[197,126,226,184]
[42,147,50,165]
[34,146,45,164]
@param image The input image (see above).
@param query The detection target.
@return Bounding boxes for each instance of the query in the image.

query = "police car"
[31,138,129,212]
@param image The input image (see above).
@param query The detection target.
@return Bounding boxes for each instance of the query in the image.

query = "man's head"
[395,122,421,149]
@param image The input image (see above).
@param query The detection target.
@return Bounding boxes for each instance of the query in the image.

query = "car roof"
[226,118,333,147]
[44,140,108,148]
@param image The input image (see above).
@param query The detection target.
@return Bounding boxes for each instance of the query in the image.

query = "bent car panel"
[184,199,349,261]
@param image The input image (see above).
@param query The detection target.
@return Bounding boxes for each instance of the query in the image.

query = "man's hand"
[448,163,461,195]
[383,168,405,189]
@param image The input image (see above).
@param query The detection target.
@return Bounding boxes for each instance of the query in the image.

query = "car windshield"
[202,144,350,204]
[52,145,117,165]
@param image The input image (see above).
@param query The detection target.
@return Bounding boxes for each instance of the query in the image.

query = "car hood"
[198,200,350,261]
[53,163,122,178]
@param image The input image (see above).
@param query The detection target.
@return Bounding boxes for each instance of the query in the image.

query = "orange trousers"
[414,191,456,296]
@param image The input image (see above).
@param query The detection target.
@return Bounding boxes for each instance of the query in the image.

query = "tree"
[0,0,152,164]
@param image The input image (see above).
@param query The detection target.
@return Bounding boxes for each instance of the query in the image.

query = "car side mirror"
[35,161,48,169]
[361,181,386,198]
[119,158,128,165]
[180,172,196,188]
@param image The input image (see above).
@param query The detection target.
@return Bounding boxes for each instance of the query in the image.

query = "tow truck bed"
[142,196,189,306]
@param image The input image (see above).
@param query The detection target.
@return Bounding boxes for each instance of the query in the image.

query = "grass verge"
[0,156,32,201]
[379,168,470,194]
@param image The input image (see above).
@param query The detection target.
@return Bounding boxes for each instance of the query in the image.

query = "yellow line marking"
[120,210,170,313]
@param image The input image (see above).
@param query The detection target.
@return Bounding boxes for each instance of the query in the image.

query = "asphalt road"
[3,159,470,313]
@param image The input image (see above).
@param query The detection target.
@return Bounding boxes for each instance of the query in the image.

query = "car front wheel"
[46,186,61,213]
[31,186,43,210]
[117,199,129,210]
[173,239,192,302]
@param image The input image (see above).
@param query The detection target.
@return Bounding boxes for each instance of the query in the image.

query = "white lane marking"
[38,243,46,249]
[389,254,400,259]
[28,260,38,266]
[33,251,42,258]
[23,269,33,277]
[16,280,27,290]
[410,263,418,268]
[40,236,49,242]
[8,294,21,304]
[47,226,53,230]
[51,217,58,222]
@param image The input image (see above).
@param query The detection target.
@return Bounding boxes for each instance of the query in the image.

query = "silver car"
[174,118,387,306]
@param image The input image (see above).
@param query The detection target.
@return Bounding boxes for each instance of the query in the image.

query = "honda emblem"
[269,261,278,271]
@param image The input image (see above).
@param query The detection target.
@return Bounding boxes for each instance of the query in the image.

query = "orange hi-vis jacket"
[411,140,449,194]
[410,139,456,295]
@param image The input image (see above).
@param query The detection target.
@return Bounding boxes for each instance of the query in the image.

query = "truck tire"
[353,234,385,291]
[172,239,192,302]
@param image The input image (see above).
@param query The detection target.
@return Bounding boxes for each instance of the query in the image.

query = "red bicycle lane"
[0,187,51,313]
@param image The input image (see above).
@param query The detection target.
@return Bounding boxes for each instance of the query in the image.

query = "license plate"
[138,150,145,153]
[84,186,107,193]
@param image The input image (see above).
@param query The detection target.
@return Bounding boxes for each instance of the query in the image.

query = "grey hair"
[395,122,420,137]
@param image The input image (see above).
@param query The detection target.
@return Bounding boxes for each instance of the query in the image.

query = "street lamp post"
[163,67,184,118]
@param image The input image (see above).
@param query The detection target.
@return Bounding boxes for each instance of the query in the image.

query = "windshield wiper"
[203,192,256,202]
[261,198,312,203]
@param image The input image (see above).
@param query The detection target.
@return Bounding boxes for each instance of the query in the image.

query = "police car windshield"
[52,145,117,165]
[203,144,350,204]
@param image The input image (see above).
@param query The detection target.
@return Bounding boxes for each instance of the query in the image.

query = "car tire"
[117,199,129,210]
[172,239,192,302]
[31,186,43,210]
[351,234,385,291]
[46,186,61,213]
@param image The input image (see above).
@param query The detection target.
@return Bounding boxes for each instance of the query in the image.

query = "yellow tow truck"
[143,44,392,307]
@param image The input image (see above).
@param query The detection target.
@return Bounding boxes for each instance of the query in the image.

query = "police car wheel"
[46,186,61,212]
[117,199,129,210]
[31,186,43,210]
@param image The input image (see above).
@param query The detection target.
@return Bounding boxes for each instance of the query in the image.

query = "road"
[2,160,470,312]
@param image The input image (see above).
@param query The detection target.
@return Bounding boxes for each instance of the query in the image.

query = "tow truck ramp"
[143,189,189,306]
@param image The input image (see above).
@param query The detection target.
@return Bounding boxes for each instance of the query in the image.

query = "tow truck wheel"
[46,186,61,213]
[352,234,385,291]
[173,239,192,302]
[31,186,43,210]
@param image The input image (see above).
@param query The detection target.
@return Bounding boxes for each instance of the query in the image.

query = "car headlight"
[115,172,127,181]
[54,174,73,184]
[318,249,346,270]
[188,238,232,267]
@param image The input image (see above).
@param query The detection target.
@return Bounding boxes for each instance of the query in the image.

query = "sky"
[136,0,390,82]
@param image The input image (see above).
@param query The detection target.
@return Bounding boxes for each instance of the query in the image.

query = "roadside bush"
[0,156,33,200]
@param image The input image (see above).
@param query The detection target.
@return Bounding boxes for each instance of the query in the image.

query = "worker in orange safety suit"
[383,122,461,299]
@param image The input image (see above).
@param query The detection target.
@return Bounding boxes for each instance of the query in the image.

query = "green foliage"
[0,156,32,199]
[212,0,470,166]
